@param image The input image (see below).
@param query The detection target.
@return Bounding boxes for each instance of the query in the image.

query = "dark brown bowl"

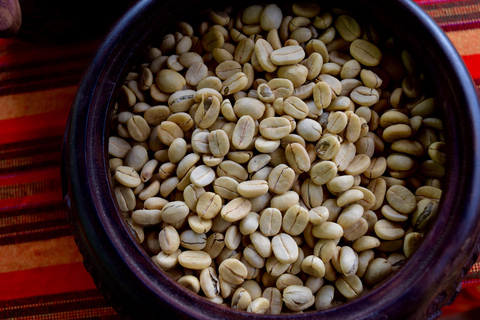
[62,0,480,319]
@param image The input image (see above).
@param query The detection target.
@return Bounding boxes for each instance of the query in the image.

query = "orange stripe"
[426,4,480,19]
[0,262,97,301]
[0,236,83,273]
[446,28,480,56]
[0,85,77,121]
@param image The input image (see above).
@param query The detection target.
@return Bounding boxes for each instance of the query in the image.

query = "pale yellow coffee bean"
[115,166,142,188]
[125,145,148,172]
[313,81,333,110]
[335,274,363,299]
[363,257,392,287]
[364,157,387,179]
[383,124,412,143]
[391,139,424,157]
[155,69,186,95]
[179,230,207,250]
[272,233,299,264]
[386,185,417,214]
[221,197,252,222]
[203,232,225,259]
[337,204,364,229]
[217,160,249,182]
[309,206,329,225]
[270,45,305,65]
[360,69,383,88]
[327,175,354,195]
[215,60,242,80]
[327,111,348,134]
[190,165,215,187]
[178,250,212,270]
[312,222,344,239]
[387,153,416,171]
[301,255,326,278]
[161,201,190,225]
[231,287,252,310]
[255,136,281,153]
[199,267,220,299]
[219,258,248,285]
[232,115,255,149]
[350,86,380,107]
[221,72,248,95]
[296,119,322,142]
[183,184,205,212]
[114,186,136,212]
[315,285,336,311]
[196,192,222,220]
[379,110,410,128]
[282,205,309,236]
[412,198,439,230]
[168,138,187,163]
[366,178,386,211]
[256,83,275,103]
[268,78,294,99]
[154,249,180,270]
[208,130,230,158]
[157,121,184,146]
[415,186,442,202]
[283,96,309,120]
[268,164,296,194]
[237,180,269,198]
[333,141,356,172]
[350,39,382,67]
[131,208,162,226]
[271,191,299,212]
[335,15,361,41]
[404,232,423,258]
[303,52,324,81]
[187,213,212,234]
[194,95,221,129]
[254,39,277,73]
[177,275,201,294]
[259,208,283,237]
[352,235,380,252]
[285,142,311,174]
[374,219,405,241]
[176,153,200,179]
[108,136,131,158]
[316,136,341,160]
[263,287,283,314]
[277,64,308,88]
[259,116,291,140]
[339,246,358,277]
[260,3,282,31]
[126,115,151,142]
[201,29,225,52]
[310,161,338,186]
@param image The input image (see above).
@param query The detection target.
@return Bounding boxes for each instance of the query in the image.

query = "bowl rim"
[62,0,480,319]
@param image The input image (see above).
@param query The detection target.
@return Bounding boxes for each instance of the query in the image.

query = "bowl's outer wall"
[62,0,480,319]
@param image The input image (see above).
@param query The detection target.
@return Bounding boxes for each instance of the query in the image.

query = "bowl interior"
[66,0,480,319]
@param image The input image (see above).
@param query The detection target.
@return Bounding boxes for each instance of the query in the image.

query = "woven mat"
[1,0,480,318]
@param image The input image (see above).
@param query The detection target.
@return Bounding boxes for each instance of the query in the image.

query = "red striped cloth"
[0,0,479,318]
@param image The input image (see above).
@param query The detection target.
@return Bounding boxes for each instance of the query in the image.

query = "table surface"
[1,0,480,318]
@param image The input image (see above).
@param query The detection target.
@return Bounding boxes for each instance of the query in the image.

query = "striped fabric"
[0,0,479,318]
